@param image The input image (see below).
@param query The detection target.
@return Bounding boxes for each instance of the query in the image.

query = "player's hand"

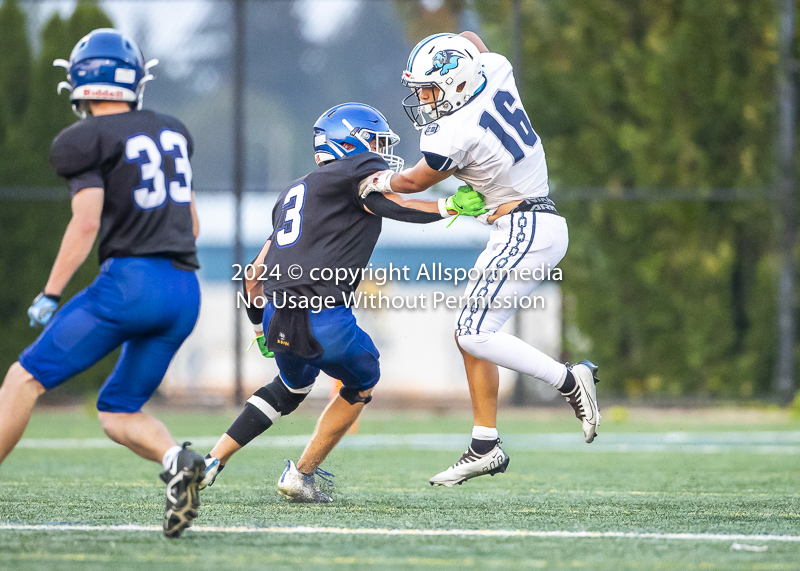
[358,170,394,198]
[247,333,275,358]
[445,185,487,217]
[28,292,60,327]
[256,335,274,359]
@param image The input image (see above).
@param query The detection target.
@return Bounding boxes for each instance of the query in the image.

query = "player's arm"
[243,239,273,359]
[362,192,443,222]
[360,157,456,197]
[45,187,103,296]
[459,31,490,53]
[246,239,270,297]
[190,191,199,239]
[391,157,457,194]
[361,187,486,224]
[28,187,103,327]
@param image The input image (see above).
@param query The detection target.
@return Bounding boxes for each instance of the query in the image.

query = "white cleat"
[564,359,601,443]
[429,441,510,487]
[199,456,220,490]
[277,460,334,503]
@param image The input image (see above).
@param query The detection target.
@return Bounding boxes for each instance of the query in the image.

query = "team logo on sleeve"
[424,123,440,135]
[425,50,464,76]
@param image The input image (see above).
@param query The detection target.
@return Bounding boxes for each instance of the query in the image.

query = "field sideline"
[1,407,799,570]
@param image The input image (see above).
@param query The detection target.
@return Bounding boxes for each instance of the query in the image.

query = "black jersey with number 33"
[49,109,199,269]
[262,153,389,302]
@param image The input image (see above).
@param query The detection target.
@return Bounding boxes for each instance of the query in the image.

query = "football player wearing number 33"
[361,31,602,487]
[0,29,206,538]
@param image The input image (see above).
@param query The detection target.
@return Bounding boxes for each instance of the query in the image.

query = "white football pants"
[455,211,569,387]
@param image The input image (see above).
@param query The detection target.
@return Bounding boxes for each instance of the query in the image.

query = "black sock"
[225,403,273,447]
[558,370,576,394]
[471,438,497,455]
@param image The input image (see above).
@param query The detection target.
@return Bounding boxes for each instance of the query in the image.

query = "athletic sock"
[471,426,499,455]
[457,331,568,387]
[162,445,183,473]
[557,370,576,394]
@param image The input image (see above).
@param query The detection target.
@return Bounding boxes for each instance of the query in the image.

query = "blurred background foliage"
[0,0,796,400]
[474,0,786,400]
[0,0,117,395]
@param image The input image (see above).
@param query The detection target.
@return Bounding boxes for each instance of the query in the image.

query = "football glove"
[441,185,487,226]
[445,185,487,216]
[28,292,60,327]
[247,333,274,359]
[358,170,394,198]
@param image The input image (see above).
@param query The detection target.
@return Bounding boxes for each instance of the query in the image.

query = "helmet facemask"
[401,83,452,128]
[344,120,405,172]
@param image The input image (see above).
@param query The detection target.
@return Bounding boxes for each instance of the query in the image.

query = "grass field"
[1,405,800,570]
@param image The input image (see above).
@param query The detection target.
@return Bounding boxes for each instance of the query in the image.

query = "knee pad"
[249,375,311,420]
[339,386,372,405]
[227,375,311,447]
[456,331,494,359]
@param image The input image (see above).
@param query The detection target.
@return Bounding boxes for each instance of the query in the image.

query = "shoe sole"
[429,455,510,487]
[163,459,204,539]
[575,359,600,443]
[278,487,333,503]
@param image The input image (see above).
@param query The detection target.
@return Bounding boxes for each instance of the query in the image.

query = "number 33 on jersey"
[126,130,193,209]
[48,109,199,268]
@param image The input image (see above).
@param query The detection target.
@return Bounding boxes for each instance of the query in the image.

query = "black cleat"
[160,442,205,539]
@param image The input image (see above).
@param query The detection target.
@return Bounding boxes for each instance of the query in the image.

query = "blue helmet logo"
[425,50,464,76]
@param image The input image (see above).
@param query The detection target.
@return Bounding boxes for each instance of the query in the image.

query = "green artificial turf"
[1,407,799,570]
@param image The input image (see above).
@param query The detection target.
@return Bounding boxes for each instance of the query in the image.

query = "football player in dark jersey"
[198,103,487,501]
[0,29,204,538]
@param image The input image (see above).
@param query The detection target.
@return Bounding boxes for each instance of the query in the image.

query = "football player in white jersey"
[361,31,601,487]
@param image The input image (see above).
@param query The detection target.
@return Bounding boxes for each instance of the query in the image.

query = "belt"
[510,197,559,216]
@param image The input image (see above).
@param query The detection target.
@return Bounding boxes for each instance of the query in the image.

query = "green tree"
[474,0,780,397]
[19,1,114,185]
[0,0,31,182]
[0,1,117,395]
[391,0,784,398]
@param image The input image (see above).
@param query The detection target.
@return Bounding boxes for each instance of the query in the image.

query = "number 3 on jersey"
[275,183,306,248]
[126,130,193,209]
[479,90,538,164]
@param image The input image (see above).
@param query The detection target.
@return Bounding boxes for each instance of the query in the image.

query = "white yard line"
[0,523,797,543]
[15,432,800,454]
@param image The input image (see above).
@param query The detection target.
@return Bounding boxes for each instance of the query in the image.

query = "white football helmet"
[401,33,485,128]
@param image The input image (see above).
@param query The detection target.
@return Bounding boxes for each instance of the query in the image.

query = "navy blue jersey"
[49,110,199,269]
[262,153,388,302]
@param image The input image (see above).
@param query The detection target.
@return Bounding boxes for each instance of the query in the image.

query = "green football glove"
[444,185,487,226]
[247,333,274,359]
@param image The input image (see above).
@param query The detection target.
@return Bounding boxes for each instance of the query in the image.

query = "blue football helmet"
[54,28,158,118]
[313,103,404,171]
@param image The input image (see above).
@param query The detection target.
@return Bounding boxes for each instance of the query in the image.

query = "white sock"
[457,331,568,387]
[162,445,182,473]
[472,426,498,441]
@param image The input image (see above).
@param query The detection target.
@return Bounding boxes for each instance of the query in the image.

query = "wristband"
[438,198,453,218]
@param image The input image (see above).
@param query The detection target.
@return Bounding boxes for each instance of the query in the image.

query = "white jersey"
[419,52,549,224]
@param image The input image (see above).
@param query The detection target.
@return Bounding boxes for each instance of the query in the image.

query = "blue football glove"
[28,292,60,327]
